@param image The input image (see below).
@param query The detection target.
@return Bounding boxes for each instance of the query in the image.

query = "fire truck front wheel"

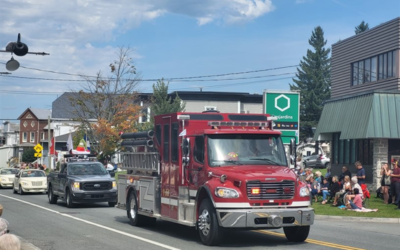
[198,199,223,246]
[283,225,310,242]
[127,191,146,226]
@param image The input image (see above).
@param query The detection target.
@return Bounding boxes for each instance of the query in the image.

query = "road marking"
[256,230,367,250]
[0,194,180,250]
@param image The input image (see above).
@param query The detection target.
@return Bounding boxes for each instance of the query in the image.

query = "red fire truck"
[116,111,314,246]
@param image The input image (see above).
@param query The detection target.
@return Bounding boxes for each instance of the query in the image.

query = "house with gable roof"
[18,108,53,146]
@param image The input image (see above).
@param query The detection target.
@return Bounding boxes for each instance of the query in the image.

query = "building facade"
[18,108,53,146]
[314,17,400,189]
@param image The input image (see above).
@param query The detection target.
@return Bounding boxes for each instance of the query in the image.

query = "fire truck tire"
[198,199,223,246]
[283,225,310,242]
[127,192,146,226]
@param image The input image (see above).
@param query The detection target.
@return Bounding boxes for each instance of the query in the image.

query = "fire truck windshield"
[207,134,287,167]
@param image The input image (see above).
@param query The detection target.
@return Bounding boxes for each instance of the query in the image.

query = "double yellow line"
[256,230,366,250]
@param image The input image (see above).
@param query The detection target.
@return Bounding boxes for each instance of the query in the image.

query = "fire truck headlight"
[215,187,239,198]
[299,186,310,197]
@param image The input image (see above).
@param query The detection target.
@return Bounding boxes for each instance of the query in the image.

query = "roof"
[18,108,51,120]
[314,91,400,140]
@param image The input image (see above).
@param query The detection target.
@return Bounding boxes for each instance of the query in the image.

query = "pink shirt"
[353,194,363,208]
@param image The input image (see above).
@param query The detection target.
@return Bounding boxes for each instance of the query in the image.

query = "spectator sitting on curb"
[0,234,21,250]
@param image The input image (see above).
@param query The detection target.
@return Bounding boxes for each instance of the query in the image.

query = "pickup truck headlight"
[112,181,117,189]
[299,186,310,197]
[215,187,239,198]
[71,182,80,191]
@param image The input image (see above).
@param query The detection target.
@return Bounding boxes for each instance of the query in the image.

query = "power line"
[0,71,295,83]
[0,75,295,95]
[0,62,298,80]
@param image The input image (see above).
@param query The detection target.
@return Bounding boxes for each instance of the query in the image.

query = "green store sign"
[263,91,300,144]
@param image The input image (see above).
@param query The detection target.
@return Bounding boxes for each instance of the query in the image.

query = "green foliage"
[134,122,154,132]
[22,148,37,163]
[151,79,185,121]
[355,21,369,34]
[290,26,331,141]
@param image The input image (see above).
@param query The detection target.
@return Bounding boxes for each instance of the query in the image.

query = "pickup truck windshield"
[208,134,287,167]
[68,163,108,175]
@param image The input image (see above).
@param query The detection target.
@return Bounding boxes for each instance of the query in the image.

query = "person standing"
[339,166,351,183]
[355,161,366,184]
[389,159,400,209]
[380,162,392,204]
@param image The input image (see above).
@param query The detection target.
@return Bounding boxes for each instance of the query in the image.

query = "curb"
[315,215,400,223]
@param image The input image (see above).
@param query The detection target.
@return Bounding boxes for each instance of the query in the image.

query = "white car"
[0,168,19,188]
[13,169,47,194]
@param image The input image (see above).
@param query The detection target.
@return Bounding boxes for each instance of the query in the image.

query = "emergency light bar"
[208,121,269,127]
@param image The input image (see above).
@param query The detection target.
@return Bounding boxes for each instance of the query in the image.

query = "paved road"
[1,188,399,250]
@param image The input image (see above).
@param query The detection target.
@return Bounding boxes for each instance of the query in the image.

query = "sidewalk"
[316,214,400,223]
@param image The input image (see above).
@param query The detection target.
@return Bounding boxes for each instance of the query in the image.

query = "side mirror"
[110,172,115,177]
[182,138,190,156]
[15,174,19,177]
[289,138,296,156]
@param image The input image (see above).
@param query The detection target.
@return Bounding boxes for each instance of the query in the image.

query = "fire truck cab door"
[189,136,207,190]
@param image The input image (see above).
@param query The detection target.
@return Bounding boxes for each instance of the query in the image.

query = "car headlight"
[22,182,29,186]
[215,187,239,198]
[1,178,6,182]
[112,181,117,189]
[71,182,80,191]
[299,186,310,197]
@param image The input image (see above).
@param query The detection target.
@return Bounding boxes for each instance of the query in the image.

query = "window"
[171,123,178,162]
[41,133,45,140]
[331,133,373,165]
[155,125,161,145]
[352,50,396,86]
[30,132,35,142]
[194,136,204,163]
[23,132,27,142]
[31,121,35,127]
[163,124,169,162]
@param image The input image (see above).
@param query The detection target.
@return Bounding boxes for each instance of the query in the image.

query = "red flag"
[50,137,55,155]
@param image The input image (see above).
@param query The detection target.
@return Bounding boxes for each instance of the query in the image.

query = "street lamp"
[0,33,49,71]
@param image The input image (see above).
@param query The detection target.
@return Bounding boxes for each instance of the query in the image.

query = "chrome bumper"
[216,207,314,228]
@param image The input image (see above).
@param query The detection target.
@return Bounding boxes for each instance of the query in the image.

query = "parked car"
[303,154,330,169]
[0,168,19,188]
[13,169,47,194]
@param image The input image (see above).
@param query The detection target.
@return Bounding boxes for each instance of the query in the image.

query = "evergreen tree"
[22,148,37,163]
[151,79,185,121]
[355,21,369,34]
[289,26,331,140]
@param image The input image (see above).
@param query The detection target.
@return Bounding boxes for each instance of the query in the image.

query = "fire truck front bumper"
[216,207,314,228]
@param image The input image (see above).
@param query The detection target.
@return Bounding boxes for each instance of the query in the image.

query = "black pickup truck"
[47,159,117,208]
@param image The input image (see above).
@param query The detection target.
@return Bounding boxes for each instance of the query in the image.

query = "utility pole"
[48,116,51,169]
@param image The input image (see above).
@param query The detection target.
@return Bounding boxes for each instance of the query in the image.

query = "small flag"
[66,133,73,151]
[84,134,91,151]
[50,137,55,155]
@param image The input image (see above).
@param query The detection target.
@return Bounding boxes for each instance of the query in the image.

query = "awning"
[314,91,400,140]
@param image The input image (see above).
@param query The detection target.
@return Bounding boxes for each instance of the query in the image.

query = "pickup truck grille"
[247,181,295,200]
[82,182,112,191]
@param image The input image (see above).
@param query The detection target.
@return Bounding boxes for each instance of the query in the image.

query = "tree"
[69,47,142,156]
[289,26,331,141]
[150,78,185,120]
[22,148,36,163]
[355,21,369,34]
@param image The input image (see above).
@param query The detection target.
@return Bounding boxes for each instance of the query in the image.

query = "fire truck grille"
[82,182,111,190]
[246,181,295,200]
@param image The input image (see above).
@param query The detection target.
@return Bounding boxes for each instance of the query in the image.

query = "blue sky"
[0,0,399,120]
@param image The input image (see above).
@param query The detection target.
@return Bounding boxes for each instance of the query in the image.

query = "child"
[346,188,363,210]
